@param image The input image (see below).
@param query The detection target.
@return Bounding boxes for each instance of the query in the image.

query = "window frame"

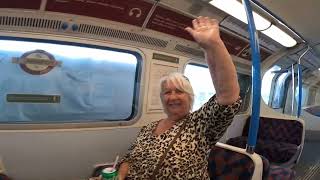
[0,36,144,129]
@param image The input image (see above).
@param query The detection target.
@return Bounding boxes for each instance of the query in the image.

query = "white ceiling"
[256,0,320,53]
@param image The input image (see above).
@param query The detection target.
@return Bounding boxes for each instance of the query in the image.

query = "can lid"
[101,167,118,178]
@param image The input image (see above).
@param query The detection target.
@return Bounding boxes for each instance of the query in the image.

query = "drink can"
[101,167,118,180]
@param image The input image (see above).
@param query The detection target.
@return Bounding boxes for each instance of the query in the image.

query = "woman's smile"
[162,81,191,118]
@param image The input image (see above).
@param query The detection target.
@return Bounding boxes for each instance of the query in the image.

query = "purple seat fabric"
[261,156,270,180]
[208,146,295,180]
[0,173,11,180]
[268,165,296,180]
[261,156,296,180]
[253,117,303,146]
[227,137,298,163]
[208,146,254,180]
[226,117,303,164]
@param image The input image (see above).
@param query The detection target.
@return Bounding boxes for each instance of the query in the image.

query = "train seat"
[0,173,11,180]
[261,156,296,180]
[226,116,304,166]
[208,143,296,180]
[208,142,263,180]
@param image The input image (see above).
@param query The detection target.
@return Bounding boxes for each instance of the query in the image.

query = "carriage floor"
[295,140,320,180]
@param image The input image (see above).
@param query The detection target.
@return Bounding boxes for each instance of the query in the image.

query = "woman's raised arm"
[186,16,240,105]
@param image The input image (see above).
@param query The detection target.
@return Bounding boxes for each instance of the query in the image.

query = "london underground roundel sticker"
[12,49,61,75]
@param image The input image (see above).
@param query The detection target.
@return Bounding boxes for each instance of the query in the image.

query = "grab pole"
[242,0,262,154]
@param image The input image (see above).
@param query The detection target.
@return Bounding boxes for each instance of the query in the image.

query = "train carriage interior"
[0,0,320,179]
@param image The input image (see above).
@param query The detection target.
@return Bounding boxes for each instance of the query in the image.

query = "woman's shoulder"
[139,120,161,132]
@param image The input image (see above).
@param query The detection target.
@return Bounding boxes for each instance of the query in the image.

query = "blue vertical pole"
[297,64,302,117]
[242,0,262,154]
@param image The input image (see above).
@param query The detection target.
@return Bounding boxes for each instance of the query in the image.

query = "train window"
[184,63,250,112]
[0,38,141,123]
[261,65,281,105]
[237,73,251,112]
[184,64,215,111]
[271,72,290,109]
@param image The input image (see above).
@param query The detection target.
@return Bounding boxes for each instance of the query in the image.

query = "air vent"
[78,24,168,48]
[0,15,169,49]
[221,16,283,52]
[174,44,204,58]
[0,16,62,30]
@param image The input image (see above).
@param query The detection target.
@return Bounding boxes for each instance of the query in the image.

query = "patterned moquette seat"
[208,146,255,180]
[208,146,295,180]
[226,117,303,164]
[0,173,11,180]
[261,156,296,180]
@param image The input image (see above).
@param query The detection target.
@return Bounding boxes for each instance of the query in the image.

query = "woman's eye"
[164,91,171,95]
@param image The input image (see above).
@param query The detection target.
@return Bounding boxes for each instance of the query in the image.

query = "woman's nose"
[167,91,178,99]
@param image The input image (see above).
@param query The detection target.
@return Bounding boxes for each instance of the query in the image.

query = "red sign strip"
[45,0,153,27]
[0,0,41,9]
[146,6,194,41]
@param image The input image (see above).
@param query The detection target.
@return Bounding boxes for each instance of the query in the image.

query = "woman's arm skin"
[118,162,129,180]
[186,16,240,105]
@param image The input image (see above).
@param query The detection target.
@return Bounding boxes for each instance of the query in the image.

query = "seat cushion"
[227,137,298,164]
[268,165,296,180]
[261,155,295,180]
[256,140,297,164]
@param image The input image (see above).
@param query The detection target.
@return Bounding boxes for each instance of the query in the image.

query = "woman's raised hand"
[185,16,222,50]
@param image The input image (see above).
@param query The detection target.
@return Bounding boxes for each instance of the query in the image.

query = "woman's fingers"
[185,27,195,37]
[197,16,206,27]
[192,19,199,29]
[190,16,215,30]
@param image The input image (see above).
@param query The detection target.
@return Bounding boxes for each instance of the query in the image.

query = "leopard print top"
[121,95,241,179]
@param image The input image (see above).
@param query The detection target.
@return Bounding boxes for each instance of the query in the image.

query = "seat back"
[243,117,304,146]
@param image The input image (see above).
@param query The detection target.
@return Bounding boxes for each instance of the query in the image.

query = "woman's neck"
[165,113,188,124]
[153,114,189,136]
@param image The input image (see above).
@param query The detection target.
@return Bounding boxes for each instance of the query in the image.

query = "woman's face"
[161,81,191,119]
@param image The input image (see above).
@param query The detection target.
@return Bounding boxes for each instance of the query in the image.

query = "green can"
[101,167,118,180]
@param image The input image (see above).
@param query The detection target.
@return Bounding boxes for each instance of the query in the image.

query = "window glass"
[261,65,281,105]
[272,72,290,108]
[184,64,215,111]
[184,63,250,112]
[237,73,251,112]
[0,39,140,123]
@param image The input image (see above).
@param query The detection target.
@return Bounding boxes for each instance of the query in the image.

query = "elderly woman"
[118,16,241,179]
